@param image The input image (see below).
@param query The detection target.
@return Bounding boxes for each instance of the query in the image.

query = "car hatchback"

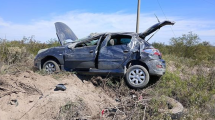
[34,20,175,89]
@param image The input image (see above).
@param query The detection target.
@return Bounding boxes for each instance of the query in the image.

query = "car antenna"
[154,14,160,23]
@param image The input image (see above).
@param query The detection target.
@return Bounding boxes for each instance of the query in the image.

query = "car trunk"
[139,20,175,39]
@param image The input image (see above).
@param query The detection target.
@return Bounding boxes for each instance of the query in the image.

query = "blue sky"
[0,0,215,44]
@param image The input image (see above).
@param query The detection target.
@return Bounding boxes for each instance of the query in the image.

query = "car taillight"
[143,48,162,57]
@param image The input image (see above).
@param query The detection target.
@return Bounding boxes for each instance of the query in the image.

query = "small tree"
[169,32,215,63]
[169,32,201,59]
[170,32,200,47]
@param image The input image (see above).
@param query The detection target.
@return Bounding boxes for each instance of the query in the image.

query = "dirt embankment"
[0,71,117,120]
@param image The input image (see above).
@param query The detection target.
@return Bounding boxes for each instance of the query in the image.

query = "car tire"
[125,65,149,89]
[43,60,60,74]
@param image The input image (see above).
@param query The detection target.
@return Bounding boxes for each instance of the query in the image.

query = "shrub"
[152,32,215,65]
[0,36,60,64]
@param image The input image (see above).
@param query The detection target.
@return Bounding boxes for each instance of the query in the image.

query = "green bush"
[152,32,215,65]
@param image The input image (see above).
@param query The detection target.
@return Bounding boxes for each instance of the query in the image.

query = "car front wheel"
[125,65,149,89]
[43,60,60,74]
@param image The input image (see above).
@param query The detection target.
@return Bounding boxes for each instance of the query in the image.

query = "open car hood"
[139,20,175,38]
[55,22,78,45]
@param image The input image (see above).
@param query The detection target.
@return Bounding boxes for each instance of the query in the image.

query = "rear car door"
[98,34,132,70]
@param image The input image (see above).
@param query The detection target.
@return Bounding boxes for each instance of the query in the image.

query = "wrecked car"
[34,20,175,89]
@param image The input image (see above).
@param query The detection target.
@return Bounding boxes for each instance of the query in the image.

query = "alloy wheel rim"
[129,68,146,85]
[45,62,56,74]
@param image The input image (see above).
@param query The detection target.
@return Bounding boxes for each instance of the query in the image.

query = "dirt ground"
[0,71,117,120]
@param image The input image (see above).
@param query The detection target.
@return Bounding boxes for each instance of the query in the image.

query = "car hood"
[55,22,78,45]
[139,20,175,38]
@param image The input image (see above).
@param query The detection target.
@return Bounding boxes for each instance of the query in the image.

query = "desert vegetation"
[0,32,215,119]
[0,36,59,74]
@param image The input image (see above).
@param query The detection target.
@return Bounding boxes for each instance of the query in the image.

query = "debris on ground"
[54,84,67,91]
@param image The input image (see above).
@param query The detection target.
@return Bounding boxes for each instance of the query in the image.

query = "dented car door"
[98,34,131,70]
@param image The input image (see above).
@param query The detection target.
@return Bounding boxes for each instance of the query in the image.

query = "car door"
[64,38,100,70]
[98,34,132,70]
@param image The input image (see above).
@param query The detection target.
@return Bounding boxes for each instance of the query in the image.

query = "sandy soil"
[0,71,117,120]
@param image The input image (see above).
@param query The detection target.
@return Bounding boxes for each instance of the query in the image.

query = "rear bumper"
[145,59,166,76]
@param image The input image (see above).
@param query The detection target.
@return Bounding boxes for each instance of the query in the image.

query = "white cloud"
[0,18,11,27]
[0,11,215,45]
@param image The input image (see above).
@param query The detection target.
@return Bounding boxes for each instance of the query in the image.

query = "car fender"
[35,47,65,68]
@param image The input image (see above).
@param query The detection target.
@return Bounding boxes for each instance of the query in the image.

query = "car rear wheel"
[125,65,149,89]
[43,60,60,74]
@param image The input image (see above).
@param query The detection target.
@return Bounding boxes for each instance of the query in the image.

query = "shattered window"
[86,39,98,46]
[75,38,99,48]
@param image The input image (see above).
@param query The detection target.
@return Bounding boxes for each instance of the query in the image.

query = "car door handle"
[124,50,129,53]
[89,50,94,53]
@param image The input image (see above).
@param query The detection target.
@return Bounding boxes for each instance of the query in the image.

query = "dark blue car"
[34,21,175,89]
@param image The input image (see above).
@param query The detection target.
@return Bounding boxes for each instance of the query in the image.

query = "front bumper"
[34,60,42,70]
